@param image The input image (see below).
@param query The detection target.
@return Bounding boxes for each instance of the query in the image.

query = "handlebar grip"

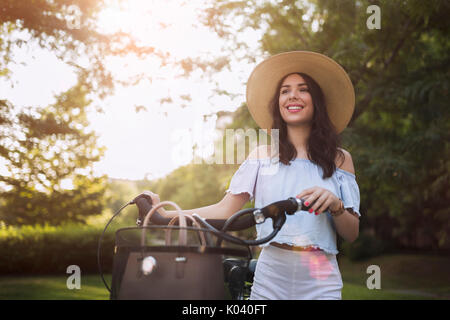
[134,197,171,225]
[260,197,299,219]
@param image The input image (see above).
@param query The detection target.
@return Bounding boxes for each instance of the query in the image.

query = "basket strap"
[165,214,207,247]
[141,201,187,247]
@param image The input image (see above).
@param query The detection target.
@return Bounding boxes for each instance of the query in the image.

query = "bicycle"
[97,193,313,300]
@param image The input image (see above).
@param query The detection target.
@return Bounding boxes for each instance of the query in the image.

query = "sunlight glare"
[97,0,206,57]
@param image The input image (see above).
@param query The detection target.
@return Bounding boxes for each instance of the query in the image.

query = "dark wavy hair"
[270,72,345,179]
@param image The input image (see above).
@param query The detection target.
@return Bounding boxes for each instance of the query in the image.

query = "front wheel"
[223,258,257,300]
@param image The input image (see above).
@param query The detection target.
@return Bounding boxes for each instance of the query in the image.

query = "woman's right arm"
[143,191,251,220]
[144,145,268,221]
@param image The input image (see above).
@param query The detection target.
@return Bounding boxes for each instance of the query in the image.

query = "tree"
[0,0,165,98]
[0,0,164,225]
[0,76,107,225]
[197,0,450,250]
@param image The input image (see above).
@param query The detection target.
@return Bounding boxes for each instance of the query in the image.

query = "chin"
[283,119,312,127]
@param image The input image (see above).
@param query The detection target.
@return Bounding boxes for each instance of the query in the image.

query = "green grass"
[338,253,450,300]
[1,254,449,300]
[341,283,434,300]
[0,274,111,300]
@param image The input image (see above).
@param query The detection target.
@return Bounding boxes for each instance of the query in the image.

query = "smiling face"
[278,73,314,127]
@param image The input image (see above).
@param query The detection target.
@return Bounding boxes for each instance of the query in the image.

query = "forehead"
[281,73,306,86]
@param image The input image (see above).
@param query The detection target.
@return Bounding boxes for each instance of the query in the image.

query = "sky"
[0,0,265,181]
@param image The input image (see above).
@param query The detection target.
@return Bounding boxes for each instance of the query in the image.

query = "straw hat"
[246,51,355,134]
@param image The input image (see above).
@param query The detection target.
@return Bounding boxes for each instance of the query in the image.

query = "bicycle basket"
[110,225,248,300]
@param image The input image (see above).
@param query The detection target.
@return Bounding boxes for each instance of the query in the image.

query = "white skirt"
[249,245,343,300]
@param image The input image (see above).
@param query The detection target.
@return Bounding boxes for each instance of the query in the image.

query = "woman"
[146,51,361,300]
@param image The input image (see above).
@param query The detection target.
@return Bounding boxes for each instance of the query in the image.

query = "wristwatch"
[330,199,345,217]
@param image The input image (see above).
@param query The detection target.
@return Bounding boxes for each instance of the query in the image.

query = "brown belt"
[270,242,323,252]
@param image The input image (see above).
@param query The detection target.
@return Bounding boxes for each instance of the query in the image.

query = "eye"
[300,87,309,92]
[281,89,289,94]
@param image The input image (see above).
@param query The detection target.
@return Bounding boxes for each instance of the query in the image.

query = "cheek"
[278,94,286,107]
[278,96,287,115]
[302,92,313,106]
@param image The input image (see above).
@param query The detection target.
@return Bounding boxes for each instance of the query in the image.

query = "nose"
[288,90,301,101]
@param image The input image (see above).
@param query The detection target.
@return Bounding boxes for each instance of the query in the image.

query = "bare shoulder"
[336,148,355,175]
[247,144,272,160]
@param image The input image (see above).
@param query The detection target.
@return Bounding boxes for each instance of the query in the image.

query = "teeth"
[287,106,303,110]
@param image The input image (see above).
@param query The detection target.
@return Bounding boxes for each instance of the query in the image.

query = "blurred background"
[0,0,449,299]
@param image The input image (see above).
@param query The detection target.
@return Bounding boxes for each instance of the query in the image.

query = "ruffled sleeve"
[225,159,260,201]
[336,169,361,217]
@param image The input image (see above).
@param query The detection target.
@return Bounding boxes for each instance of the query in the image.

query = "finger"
[304,189,323,212]
[309,192,328,214]
[296,191,313,202]
[296,187,317,201]
[315,196,334,215]
[143,191,161,204]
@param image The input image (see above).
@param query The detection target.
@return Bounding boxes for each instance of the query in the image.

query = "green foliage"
[101,178,149,226]
[0,223,115,274]
[0,0,166,226]
[199,0,450,251]
[0,0,162,98]
[221,103,259,132]
[341,233,385,261]
[0,80,107,225]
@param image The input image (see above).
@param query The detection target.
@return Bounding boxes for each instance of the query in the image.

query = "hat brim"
[246,51,355,134]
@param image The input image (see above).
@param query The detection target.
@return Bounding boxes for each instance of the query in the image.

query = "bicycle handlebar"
[98,193,317,292]
[132,193,317,247]
[133,193,311,231]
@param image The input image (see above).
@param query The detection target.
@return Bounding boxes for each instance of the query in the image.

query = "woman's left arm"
[330,209,359,243]
[295,188,360,243]
[296,149,360,243]
[330,149,359,242]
